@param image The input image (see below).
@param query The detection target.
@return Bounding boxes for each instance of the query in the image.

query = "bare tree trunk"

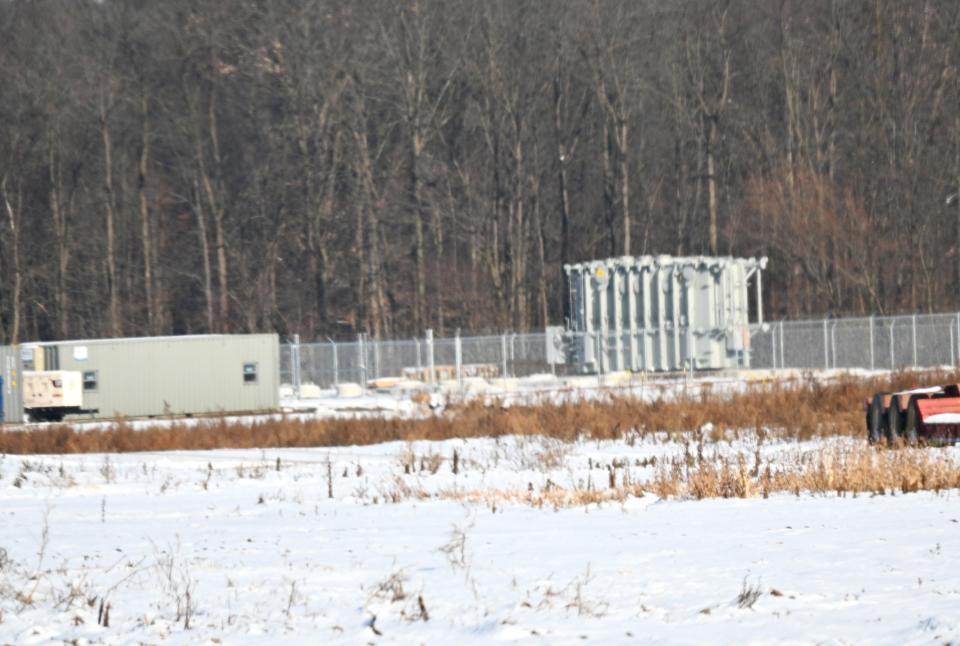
[320,133,340,332]
[411,137,427,332]
[48,126,71,339]
[586,2,643,260]
[553,70,574,320]
[673,132,685,255]
[389,0,456,334]
[826,64,838,181]
[619,120,631,255]
[293,83,340,334]
[352,179,366,333]
[533,175,549,326]
[297,107,319,335]
[691,127,705,254]
[376,225,393,337]
[486,213,507,329]
[548,15,600,307]
[486,118,508,328]
[601,121,616,256]
[301,128,337,335]
[509,126,527,330]
[685,9,730,258]
[780,7,798,193]
[210,101,229,331]
[706,115,719,255]
[195,91,229,332]
[138,91,157,333]
[955,115,960,298]
[670,59,691,256]
[99,85,121,337]
[192,177,215,332]
[352,98,392,337]
[431,194,445,334]
[1,175,22,344]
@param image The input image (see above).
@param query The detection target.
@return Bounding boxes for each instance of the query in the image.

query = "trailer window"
[243,362,258,384]
[83,370,98,392]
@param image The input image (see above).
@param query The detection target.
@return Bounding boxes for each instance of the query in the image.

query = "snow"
[895,385,948,395]
[924,413,960,424]
[3,434,960,644]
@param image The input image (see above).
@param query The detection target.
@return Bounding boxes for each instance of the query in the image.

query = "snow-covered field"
[3,433,960,644]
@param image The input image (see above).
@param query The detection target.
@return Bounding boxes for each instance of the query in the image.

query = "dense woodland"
[1,0,959,343]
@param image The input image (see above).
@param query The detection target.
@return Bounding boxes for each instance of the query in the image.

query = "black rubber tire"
[904,397,922,446]
[886,396,904,448]
[867,394,888,445]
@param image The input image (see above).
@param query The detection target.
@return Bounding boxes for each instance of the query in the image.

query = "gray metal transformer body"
[556,255,767,373]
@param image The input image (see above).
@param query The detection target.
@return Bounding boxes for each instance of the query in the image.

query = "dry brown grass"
[649,443,960,500]
[1,369,957,456]
[443,443,960,507]
[448,485,649,510]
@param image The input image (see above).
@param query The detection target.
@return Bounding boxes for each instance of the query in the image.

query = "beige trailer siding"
[37,334,278,419]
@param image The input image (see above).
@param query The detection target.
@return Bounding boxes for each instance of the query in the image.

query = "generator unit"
[550,255,768,373]
[23,370,96,422]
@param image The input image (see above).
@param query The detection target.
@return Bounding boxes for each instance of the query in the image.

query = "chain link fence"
[750,313,960,371]
[281,332,553,391]
[281,313,960,390]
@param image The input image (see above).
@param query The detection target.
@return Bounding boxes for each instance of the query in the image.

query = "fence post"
[773,323,779,370]
[357,333,366,388]
[951,325,956,369]
[510,333,517,378]
[426,329,435,386]
[779,320,785,369]
[455,329,463,389]
[415,338,422,381]
[830,322,837,369]
[771,323,777,370]
[373,338,380,379]
[869,316,875,371]
[912,314,918,367]
[501,334,508,378]
[330,341,340,388]
[291,334,301,398]
[331,339,339,387]
[889,320,895,369]
[823,319,829,370]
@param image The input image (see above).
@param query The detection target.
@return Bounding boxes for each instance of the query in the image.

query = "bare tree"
[380,0,459,333]
[682,2,732,256]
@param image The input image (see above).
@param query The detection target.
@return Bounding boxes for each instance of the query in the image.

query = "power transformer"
[552,255,767,373]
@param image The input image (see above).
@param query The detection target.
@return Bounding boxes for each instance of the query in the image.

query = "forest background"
[1,0,959,343]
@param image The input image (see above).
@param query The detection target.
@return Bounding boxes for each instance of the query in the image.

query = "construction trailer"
[22,334,279,420]
[0,345,25,423]
[547,255,768,373]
